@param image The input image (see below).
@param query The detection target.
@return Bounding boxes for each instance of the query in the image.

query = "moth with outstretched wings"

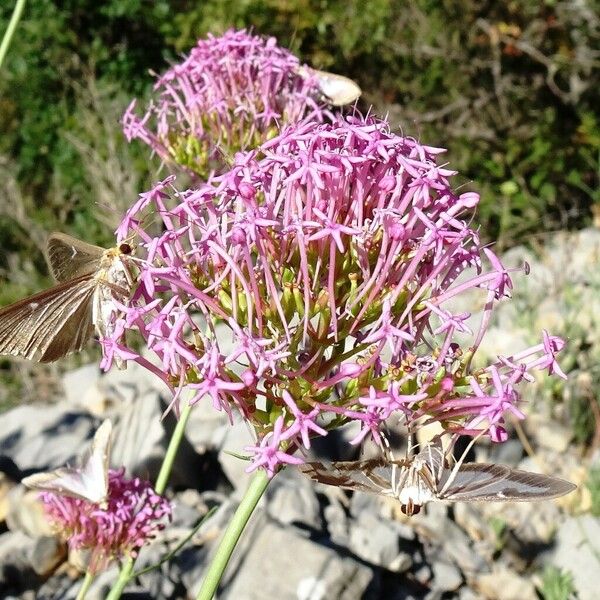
[0,233,134,362]
[300,438,576,515]
[22,419,113,507]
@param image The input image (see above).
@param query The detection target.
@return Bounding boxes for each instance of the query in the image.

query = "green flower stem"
[75,570,95,600]
[106,401,193,600]
[195,468,270,600]
[0,0,26,69]
[155,401,193,494]
[105,556,134,600]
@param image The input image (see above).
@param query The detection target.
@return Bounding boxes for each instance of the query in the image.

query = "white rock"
[476,567,537,600]
[549,515,600,600]
[217,419,256,491]
[195,513,375,600]
[431,560,462,592]
[62,364,100,407]
[6,487,54,538]
[0,405,96,470]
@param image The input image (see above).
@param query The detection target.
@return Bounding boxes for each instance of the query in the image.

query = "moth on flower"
[23,419,172,573]
[301,437,576,516]
[22,419,112,508]
[0,233,135,363]
[296,65,362,106]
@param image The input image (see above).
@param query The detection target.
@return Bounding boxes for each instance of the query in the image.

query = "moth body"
[92,244,135,339]
[297,66,362,106]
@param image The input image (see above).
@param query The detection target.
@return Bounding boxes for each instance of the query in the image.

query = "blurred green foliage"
[539,565,576,600]
[0,1,598,402]
[588,465,600,517]
[2,1,598,256]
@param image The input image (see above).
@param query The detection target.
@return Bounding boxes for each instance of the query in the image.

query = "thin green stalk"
[195,469,270,600]
[0,0,27,70]
[75,570,95,600]
[106,401,193,600]
[105,556,135,600]
[155,401,193,494]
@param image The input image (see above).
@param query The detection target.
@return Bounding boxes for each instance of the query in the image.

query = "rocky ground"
[1,230,599,600]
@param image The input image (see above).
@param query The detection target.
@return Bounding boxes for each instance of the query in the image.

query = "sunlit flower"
[122,29,328,179]
[111,112,565,473]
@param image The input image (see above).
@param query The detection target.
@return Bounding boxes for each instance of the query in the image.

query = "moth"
[22,419,113,507]
[300,438,576,516]
[0,232,135,362]
[298,66,362,106]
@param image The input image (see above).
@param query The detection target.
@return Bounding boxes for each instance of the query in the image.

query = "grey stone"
[110,389,166,477]
[431,559,462,592]
[110,388,207,490]
[476,567,537,600]
[6,486,54,538]
[0,530,41,597]
[0,470,16,522]
[0,405,96,471]
[217,419,256,490]
[413,563,432,585]
[36,565,121,600]
[417,504,486,576]
[387,552,413,573]
[62,364,101,408]
[349,487,383,517]
[101,350,171,396]
[487,439,523,467]
[218,516,375,600]
[171,491,207,529]
[549,514,600,600]
[323,500,350,546]
[348,511,408,571]
[308,421,362,462]
[266,471,321,528]
[185,400,230,452]
[136,542,179,600]
[453,503,496,549]
[181,508,375,600]
[30,535,65,576]
[525,416,572,453]
[458,588,484,600]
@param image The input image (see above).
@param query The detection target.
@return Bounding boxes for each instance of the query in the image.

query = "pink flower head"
[40,469,171,574]
[122,29,328,179]
[112,112,566,475]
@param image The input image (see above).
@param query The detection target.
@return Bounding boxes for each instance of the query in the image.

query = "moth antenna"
[513,418,537,461]
[380,428,394,460]
[425,433,451,480]
[392,458,411,497]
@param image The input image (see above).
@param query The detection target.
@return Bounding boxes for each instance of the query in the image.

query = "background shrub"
[0,0,598,404]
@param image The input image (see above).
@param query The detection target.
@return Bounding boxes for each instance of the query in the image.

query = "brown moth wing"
[300,457,406,494]
[0,275,96,361]
[439,463,577,502]
[37,283,96,361]
[46,232,105,282]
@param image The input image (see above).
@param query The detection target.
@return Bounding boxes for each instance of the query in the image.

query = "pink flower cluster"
[122,29,327,179]
[40,469,172,573]
[109,112,566,477]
